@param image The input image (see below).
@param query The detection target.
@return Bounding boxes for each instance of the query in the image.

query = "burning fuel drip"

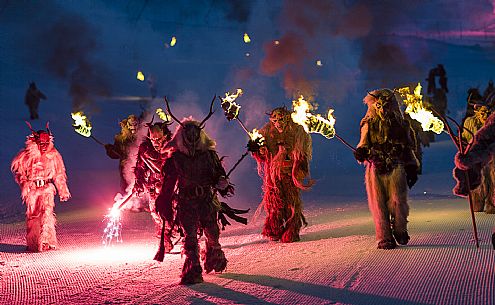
[291,95,336,139]
[71,111,92,137]
[397,83,444,134]
[220,89,243,121]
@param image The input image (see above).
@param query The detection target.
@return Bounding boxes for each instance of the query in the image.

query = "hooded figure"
[11,122,71,252]
[249,106,313,243]
[354,89,419,249]
[24,82,47,120]
[133,120,174,239]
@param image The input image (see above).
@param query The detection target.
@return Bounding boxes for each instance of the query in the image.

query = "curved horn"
[200,95,216,127]
[46,121,51,134]
[25,121,36,133]
[367,91,378,99]
[146,114,155,128]
[164,96,184,127]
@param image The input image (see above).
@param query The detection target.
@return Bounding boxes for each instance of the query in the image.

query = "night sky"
[1,0,495,212]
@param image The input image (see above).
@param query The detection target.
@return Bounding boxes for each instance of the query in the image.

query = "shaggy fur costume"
[456,115,495,213]
[356,90,419,249]
[105,126,138,192]
[454,112,495,213]
[134,137,173,236]
[155,118,232,285]
[252,113,313,243]
[11,134,70,252]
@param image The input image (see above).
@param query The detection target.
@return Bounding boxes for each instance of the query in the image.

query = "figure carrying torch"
[354,89,419,249]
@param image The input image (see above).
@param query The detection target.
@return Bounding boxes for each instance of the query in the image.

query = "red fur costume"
[252,107,313,243]
[11,125,70,252]
[354,90,419,249]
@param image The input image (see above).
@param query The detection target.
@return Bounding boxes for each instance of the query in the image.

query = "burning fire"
[137,71,145,81]
[291,95,336,139]
[397,83,444,134]
[102,193,131,246]
[221,89,243,121]
[249,128,265,146]
[156,108,171,122]
[170,36,177,47]
[243,33,251,43]
[71,111,92,137]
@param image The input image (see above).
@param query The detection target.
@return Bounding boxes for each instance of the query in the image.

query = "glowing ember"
[170,36,177,47]
[316,60,323,66]
[221,89,243,121]
[156,108,170,122]
[274,40,280,45]
[71,111,92,137]
[291,95,336,139]
[249,128,265,145]
[137,71,145,81]
[397,83,444,134]
[243,33,251,43]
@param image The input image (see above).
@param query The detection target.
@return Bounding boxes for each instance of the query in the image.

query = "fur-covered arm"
[456,118,495,170]
[133,143,148,192]
[211,151,234,197]
[10,150,30,201]
[155,156,177,223]
[403,123,420,169]
[53,151,71,201]
[354,120,371,163]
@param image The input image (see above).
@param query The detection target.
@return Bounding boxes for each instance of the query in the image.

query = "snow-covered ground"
[1,197,493,305]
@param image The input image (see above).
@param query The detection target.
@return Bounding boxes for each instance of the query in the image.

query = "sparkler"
[397,83,444,134]
[102,192,135,246]
[71,111,105,146]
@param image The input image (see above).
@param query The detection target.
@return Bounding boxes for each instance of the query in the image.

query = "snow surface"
[1,198,494,305]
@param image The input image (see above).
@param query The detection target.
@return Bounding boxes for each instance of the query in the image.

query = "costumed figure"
[155,97,247,285]
[133,118,174,238]
[354,89,419,249]
[105,114,140,192]
[11,122,71,252]
[454,105,495,213]
[249,107,313,243]
[463,88,484,122]
[24,82,47,120]
[426,64,448,119]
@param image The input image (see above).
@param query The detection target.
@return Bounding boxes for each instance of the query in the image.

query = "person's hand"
[455,152,471,170]
[353,147,370,163]
[59,193,71,202]
[405,166,418,189]
[247,139,263,153]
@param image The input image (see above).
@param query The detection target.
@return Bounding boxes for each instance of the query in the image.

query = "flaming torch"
[290,95,354,151]
[71,111,105,146]
[397,83,444,134]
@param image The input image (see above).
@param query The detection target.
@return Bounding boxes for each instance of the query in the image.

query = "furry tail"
[153,220,166,262]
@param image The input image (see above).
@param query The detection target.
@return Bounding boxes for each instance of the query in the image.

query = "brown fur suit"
[252,108,313,243]
[459,113,495,213]
[355,90,419,249]
[455,112,495,213]
[155,118,232,285]
[11,130,70,252]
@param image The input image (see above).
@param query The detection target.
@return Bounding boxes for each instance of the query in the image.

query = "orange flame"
[291,95,336,139]
[71,111,92,137]
[397,83,444,134]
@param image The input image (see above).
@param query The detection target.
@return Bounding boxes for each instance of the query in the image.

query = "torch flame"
[156,108,171,122]
[170,36,177,47]
[71,111,92,137]
[397,83,444,134]
[291,95,336,139]
[137,71,145,81]
[221,89,243,121]
[249,128,265,146]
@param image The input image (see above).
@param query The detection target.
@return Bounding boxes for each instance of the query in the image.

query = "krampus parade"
[10,76,495,285]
